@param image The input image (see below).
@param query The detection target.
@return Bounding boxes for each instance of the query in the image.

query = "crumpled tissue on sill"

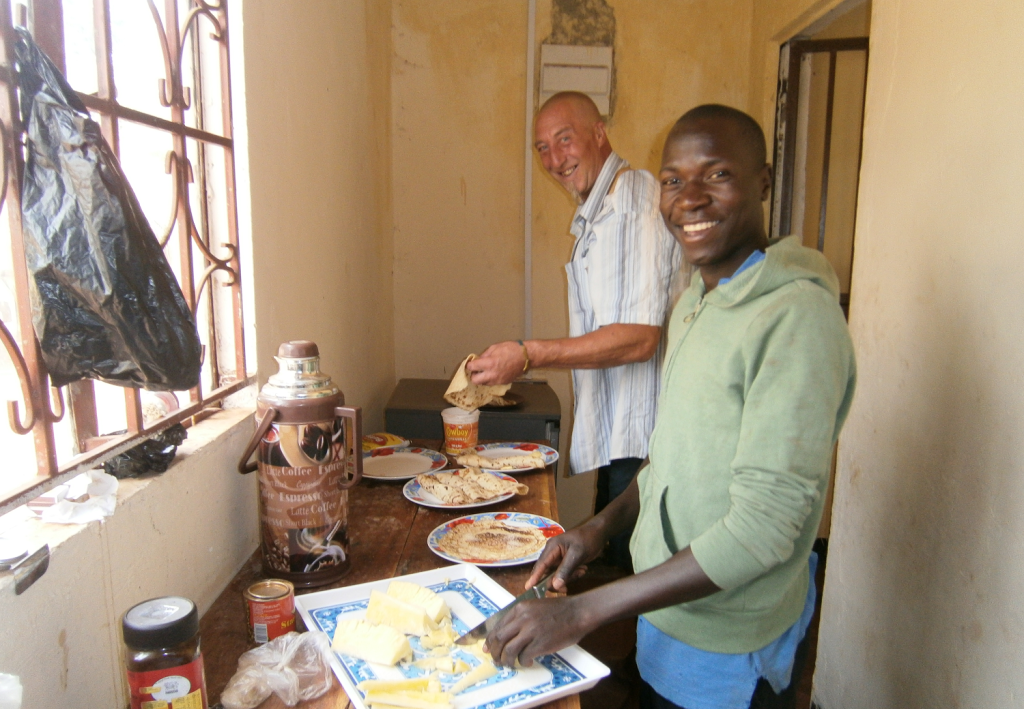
[39,470,118,524]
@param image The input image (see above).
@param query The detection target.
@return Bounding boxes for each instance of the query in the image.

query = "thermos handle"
[237,408,277,474]
[335,405,363,488]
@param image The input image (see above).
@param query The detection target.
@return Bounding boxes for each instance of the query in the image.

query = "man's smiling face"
[534,100,610,203]
[659,117,772,288]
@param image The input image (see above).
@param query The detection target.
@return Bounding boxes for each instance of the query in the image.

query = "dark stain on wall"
[548,0,615,45]
[544,0,617,118]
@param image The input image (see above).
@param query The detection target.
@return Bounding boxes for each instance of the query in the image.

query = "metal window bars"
[0,0,251,516]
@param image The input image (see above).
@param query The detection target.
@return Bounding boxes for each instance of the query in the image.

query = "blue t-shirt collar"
[717,249,766,286]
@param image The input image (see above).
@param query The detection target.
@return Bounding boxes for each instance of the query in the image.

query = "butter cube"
[331,619,412,666]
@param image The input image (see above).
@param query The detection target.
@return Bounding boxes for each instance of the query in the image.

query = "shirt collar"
[571,151,628,238]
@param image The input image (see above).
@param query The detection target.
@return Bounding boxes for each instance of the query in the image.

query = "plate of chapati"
[404,466,529,509]
[427,512,564,567]
[455,442,558,473]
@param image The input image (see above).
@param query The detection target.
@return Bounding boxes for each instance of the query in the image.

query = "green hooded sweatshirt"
[630,235,856,654]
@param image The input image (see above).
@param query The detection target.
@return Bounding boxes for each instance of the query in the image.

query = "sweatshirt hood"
[700,235,841,308]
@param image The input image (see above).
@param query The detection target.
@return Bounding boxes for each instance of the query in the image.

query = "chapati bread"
[416,467,528,505]
[444,355,511,411]
[437,518,547,562]
[455,450,547,471]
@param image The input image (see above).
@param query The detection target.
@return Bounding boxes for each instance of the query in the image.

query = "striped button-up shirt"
[565,152,681,475]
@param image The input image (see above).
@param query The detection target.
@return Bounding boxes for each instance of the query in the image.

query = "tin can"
[244,579,296,644]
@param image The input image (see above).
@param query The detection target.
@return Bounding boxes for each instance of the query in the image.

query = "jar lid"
[122,596,199,650]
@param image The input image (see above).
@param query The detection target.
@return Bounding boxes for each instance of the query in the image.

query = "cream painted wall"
[241,0,395,431]
[813,0,1024,705]
[0,410,257,708]
[390,1,528,381]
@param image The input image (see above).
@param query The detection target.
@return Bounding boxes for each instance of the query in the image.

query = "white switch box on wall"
[539,44,613,115]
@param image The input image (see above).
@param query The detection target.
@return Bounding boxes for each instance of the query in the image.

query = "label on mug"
[257,420,350,574]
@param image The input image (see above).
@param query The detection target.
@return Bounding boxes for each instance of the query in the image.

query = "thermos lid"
[123,596,199,650]
[277,340,319,359]
[261,340,340,402]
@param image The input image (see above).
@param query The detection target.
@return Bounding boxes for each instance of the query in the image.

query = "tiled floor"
[571,548,827,709]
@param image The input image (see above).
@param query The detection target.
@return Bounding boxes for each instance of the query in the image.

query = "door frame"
[770,37,869,245]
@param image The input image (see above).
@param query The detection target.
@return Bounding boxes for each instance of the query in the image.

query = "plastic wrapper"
[13,28,201,390]
[220,631,335,709]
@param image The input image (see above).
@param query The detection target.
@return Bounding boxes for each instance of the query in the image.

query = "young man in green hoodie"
[482,105,856,709]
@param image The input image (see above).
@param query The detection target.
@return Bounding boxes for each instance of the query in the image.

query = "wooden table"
[201,440,578,709]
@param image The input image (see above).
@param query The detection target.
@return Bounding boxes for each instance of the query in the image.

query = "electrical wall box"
[539,44,613,115]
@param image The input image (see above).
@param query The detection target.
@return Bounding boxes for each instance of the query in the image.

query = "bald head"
[534,92,613,202]
[537,91,603,127]
[669,104,767,170]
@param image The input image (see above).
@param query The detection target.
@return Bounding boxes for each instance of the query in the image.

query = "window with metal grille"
[0,0,251,515]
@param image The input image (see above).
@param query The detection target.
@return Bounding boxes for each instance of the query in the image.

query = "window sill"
[0,405,257,596]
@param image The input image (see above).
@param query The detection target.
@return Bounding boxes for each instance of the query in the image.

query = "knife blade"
[455,571,557,645]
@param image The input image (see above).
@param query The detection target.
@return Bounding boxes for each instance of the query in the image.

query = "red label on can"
[126,655,207,709]
[247,593,296,643]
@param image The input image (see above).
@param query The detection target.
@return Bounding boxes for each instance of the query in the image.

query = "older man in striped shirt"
[468,91,680,569]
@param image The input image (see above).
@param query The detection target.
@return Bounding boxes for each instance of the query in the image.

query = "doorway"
[771,5,870,321]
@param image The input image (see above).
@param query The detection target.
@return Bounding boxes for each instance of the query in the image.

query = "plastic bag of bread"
[220,631,334,708]
[444,355,511,410]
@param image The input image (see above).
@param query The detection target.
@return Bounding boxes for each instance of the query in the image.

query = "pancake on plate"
[415,467,528,506]
[455,450,546,471]
[437,518,547,562]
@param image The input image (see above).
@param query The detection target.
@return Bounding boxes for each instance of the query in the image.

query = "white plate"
[403,469,520,510]
[295,564,609,709]
[427,512,564,567]
[363,447,448,481]
[464,443,559,472]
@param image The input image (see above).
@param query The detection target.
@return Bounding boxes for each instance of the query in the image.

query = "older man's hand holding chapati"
[465,341,529,386]
[445,354,512,410]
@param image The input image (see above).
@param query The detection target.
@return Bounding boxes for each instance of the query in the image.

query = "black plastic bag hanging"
[13,28,201,390]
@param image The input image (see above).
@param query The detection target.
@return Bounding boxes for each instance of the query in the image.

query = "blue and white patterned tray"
[294,564,609,709]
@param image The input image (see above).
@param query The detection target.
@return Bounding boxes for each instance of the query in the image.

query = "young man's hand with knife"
[481,467,721,668]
